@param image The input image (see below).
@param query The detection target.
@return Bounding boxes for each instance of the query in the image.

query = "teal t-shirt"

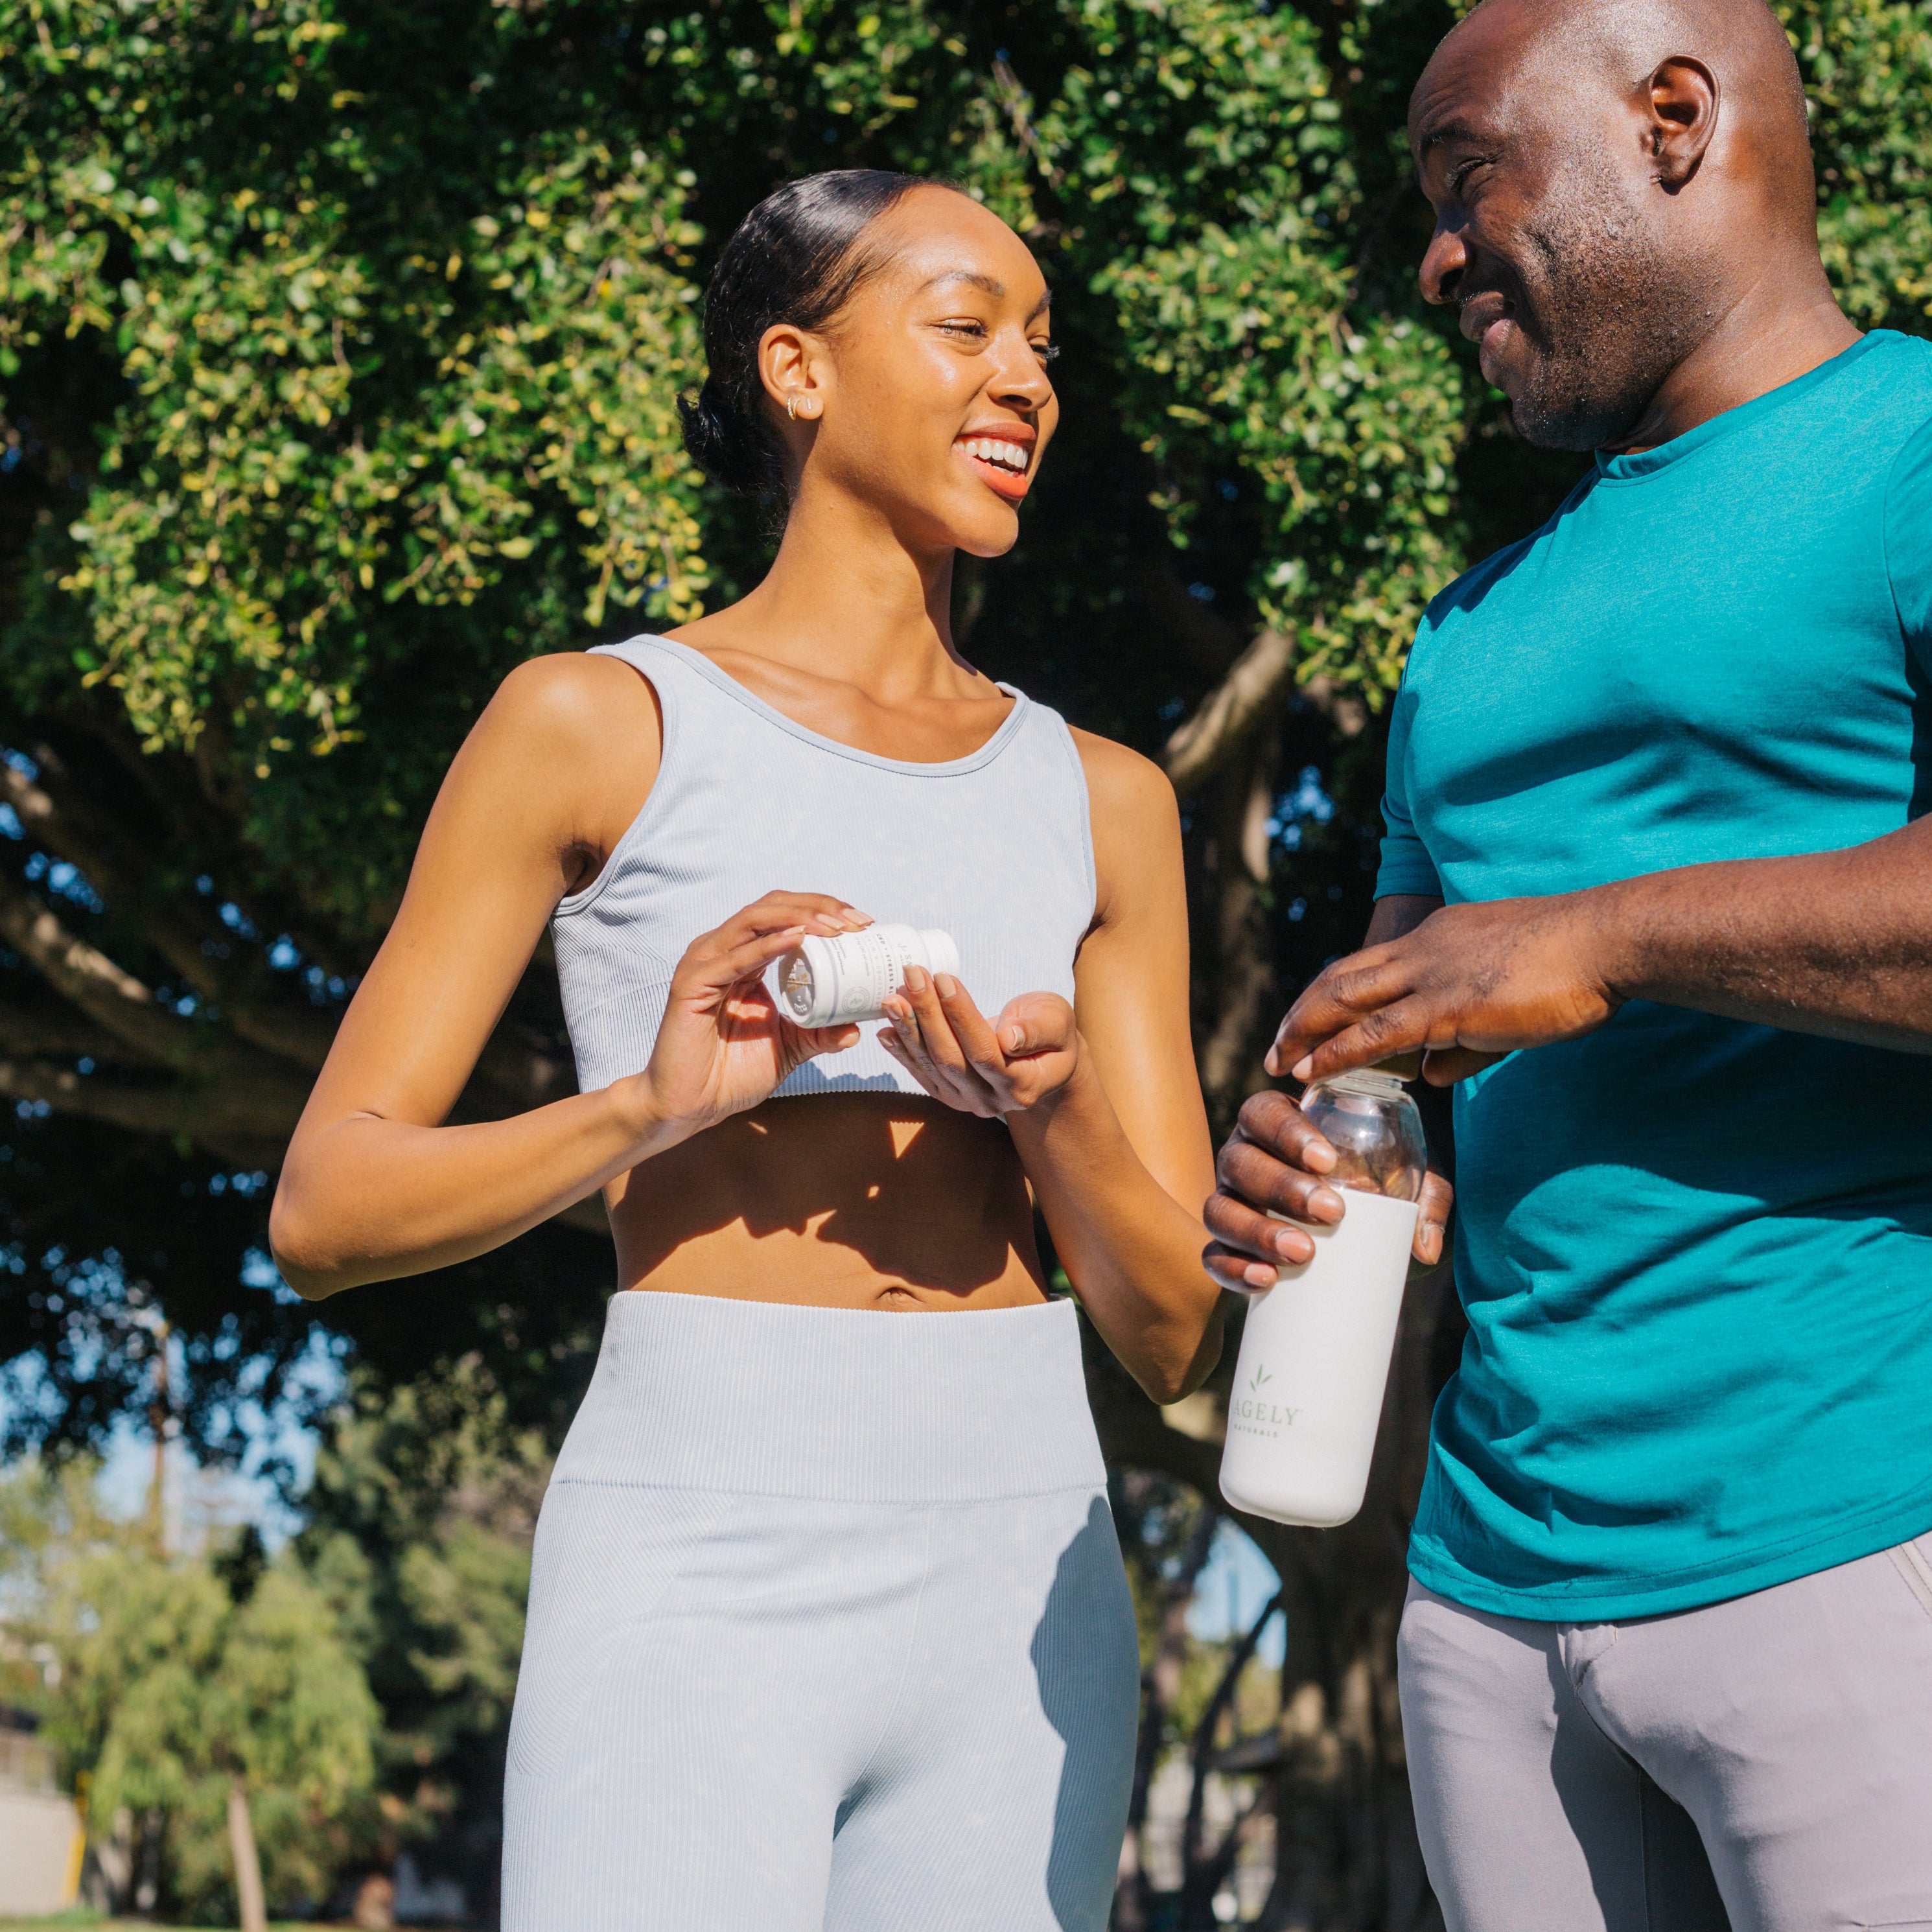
[1380,331,1932,1620]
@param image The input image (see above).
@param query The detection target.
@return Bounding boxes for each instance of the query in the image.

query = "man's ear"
[1646,55,1719,191]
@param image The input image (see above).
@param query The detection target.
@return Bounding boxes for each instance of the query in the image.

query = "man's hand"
[1204,1090,1453,1291]
[1268,891,1622,1088]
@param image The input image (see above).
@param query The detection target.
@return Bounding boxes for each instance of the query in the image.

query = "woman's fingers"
[678,925,809,996]
[689,892,869,964]
[992,992,1075,1060]
[934,977,1008,1079]
[890,971,1003,1114]
[902,969,981,1084]
[800,1023,863,1060]
[877,1023,947,1100]
[745,890,871,930]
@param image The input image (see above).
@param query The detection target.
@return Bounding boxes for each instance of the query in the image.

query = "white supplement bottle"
[1218,1066,1427,1528]
[771,925,962,1028]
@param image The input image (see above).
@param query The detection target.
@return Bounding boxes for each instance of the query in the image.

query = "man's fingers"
[1205,1187,1320,1266]
[1422,1043,1506,1086]
[1412,1169,1454,1266]
[1204,1241,1283,1295]
[1228,1091,1336,1173]
[1216,1138,1347,1227]
[1266,947,1412,1077]
[1288,997,1435,1084]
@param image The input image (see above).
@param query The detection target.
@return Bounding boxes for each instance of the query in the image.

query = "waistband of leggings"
[550,1289,1107,1503]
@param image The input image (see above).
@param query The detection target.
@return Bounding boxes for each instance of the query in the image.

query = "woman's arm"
[270,655,865,1299]
[878,732,1224,1404]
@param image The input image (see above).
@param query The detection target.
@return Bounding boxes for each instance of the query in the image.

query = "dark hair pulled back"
[679,170,955,501]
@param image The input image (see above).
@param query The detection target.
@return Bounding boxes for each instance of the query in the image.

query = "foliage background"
[2,0,1928,1922]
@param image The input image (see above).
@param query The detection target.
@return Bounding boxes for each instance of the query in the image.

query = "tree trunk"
[227,1776,268,1932]
[1197,725,1284,1122]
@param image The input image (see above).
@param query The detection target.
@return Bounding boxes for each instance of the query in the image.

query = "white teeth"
[958,437,1030,474]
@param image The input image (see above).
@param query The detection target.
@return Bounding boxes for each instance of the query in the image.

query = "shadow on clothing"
[1539,1646,1732,1932]
[1030,1493,1140,1932]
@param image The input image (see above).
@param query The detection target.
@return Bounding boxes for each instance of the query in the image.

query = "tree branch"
[0,997,124,1062]
[1161,627,1297,796]
[6,749,340,1071]
[0,873,192,1066]
[5,752,229,996]
[0,1056,289,1139]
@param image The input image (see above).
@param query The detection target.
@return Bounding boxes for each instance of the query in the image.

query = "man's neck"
[1605,264,1861,456]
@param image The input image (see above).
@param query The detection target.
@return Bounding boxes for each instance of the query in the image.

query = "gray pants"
[502,1290,1139,1931]
[1398,1539,1932,1931]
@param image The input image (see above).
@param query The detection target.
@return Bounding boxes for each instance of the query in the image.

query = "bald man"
[1205,1,1932,1924]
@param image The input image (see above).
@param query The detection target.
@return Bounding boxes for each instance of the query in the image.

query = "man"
[1204,1,1932,1924]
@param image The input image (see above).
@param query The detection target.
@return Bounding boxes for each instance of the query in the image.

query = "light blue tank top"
[552,634,1097,1099]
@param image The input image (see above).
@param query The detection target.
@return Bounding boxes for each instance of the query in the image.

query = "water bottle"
[1218,1067,1427,1528]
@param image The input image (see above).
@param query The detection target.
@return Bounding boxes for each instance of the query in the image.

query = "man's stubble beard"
[1504,157,1710,452]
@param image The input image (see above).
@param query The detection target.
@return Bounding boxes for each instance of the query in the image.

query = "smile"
[954,433,1036,502]
[959,437,1030,474]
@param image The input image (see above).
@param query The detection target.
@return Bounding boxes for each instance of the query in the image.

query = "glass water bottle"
[1218,1068,1426,1528]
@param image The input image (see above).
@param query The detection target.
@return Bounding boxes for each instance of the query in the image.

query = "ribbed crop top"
[551,634,1098,1100]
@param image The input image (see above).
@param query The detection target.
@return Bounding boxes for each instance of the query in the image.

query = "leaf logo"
[1248,1364,1272,1395]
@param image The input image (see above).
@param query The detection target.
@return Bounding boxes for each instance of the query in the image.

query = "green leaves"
[7,1461,380,1921]
[1,0,1927,931]
[1786,0,1932,330]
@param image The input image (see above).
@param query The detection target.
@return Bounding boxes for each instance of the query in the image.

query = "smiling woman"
[266,171,1224,1931]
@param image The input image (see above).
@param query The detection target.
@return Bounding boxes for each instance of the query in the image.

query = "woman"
[272,170,1224,1931]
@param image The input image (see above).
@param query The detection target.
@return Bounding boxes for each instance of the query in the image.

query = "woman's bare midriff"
[606,1092,1051,1310]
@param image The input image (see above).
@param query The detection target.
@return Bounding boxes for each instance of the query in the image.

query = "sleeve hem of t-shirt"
[1374,845,1443,900]
[1881,404,1932,675]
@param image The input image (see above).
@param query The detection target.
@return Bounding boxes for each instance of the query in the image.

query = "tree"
[3,0,1928,1921]
[296,1359,551,1920]
[2,1458,382,1922]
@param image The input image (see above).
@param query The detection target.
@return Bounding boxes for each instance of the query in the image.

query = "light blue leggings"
[501,1292,1139,1931]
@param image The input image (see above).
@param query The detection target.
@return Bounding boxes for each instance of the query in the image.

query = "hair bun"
[679,379,772,497]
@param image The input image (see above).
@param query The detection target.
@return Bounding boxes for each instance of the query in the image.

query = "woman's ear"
[758,323,827,425]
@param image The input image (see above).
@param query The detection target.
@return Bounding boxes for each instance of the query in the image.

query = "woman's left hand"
[879,968,1082,1119]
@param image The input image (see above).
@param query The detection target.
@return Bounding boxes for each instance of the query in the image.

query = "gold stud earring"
[786,395,800,421]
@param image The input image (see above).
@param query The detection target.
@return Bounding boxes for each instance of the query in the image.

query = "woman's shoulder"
[457,653,663,859]
[1065,725,1178,829]
[485,651,662,758]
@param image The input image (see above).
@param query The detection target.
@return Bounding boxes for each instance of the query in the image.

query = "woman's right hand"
[1202,1089,1452,1292]
[625,892,870,1144]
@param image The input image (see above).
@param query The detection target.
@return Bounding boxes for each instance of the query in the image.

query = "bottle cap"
[1314,1066,1410,1100]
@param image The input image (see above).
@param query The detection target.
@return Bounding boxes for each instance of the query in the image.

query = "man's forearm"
[1594,815,1932,1053]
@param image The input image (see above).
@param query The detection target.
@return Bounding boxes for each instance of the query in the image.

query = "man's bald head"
[1410,0,1833,449]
